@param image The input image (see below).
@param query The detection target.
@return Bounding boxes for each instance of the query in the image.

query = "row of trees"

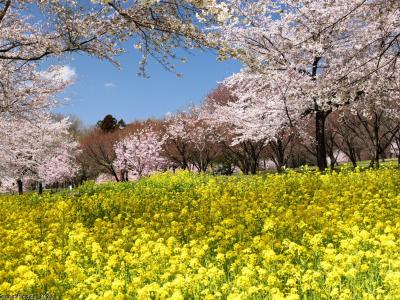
[4,73,399,192]
[78,0,400,174]
[212,0,400,170]
[4,77,400,193]
[78,80,400,182]
[1,0,399,191]
[0,113,80,194]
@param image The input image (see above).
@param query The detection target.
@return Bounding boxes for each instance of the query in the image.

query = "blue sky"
[54,48,242,126]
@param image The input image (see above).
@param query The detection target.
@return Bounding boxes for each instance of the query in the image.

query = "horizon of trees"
[2,74,400,194]
[1,0,399,192]
[74,83,400,184]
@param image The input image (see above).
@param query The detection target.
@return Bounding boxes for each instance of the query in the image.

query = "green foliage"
[96,115,125,132]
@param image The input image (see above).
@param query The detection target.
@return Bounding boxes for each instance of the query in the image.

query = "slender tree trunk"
[243,165,249,175]
[372,116,380,168]
[240,160,249,175]
[349,149,357,168]
[271,147,284,173]
[381,147,386,161]
[249,153,258,174]
[38,182,43,195]
[201,160,208,172]
[326,136,336,169]
[374,150,380,168]
[250,162,257,174]
[111,168,120,182]
[17,179,23,195]
[351,159,357,168]
[369,157,375,168]
[119,169,128,182]
[346,141,358,168]
[315,111,328,170]
[275,138,285,172]
[248,141,262,175]
[330,156,336,169]
[238,142,250,174]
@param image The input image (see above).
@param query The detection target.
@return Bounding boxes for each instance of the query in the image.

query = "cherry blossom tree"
[265,128,298,172]
[216,73,298,145]
[205,82,307,173]
[0,42,78,194]
[0,0,228,78]
[37,155,79,190]
[339,107,400,168]
[163,112,193,170]
[332,116,364,168]
[114,128,166,179]
[163,107,217,172]
[0,113,79,194]
[203,85,271,174]
[212,0,400,170]
[0,1,227,188]
[0,63,74,117]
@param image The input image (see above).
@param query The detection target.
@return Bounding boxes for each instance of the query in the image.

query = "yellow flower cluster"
[1,166,400,299]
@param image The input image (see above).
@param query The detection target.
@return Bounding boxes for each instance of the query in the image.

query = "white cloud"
[105,82,116,88]
[58,65,77,82]
[42,65,77,83]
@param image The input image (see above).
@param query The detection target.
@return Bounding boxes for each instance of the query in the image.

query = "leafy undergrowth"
[1,167,400,299]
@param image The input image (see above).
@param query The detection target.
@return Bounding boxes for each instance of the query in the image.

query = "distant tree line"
[76,84,400,183]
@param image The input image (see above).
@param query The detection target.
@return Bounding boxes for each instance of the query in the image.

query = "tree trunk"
[374,150,380,168]
[112,169,120,182]
[250,162,257,175]
[119,169,128,182]
[239,159,249,175]
[349,149,357,168]
[182,159,188,170]
[242,165,249,175]
[17,179,23,195]
[347,143,358,168]
[272,138,286,172]
[330,156,336,169]
[315,111,328,170]
[351,160,357,168]
[368,156,375,168]
[374,117,380,168]
[38,182,43,194]
[275,164,283,173]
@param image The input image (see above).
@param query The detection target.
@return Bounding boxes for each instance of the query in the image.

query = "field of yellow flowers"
[1,167,400,299]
